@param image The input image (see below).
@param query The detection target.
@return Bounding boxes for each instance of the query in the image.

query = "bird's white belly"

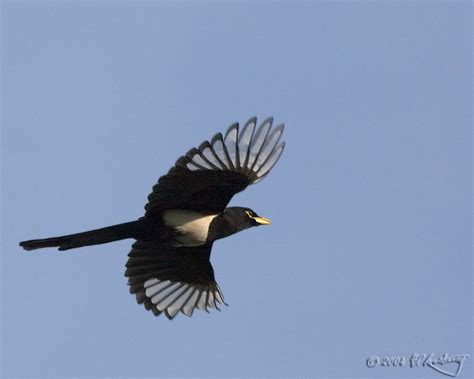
[162,210,218,247]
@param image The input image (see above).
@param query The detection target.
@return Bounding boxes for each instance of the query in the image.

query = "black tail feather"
[19,221,139,251]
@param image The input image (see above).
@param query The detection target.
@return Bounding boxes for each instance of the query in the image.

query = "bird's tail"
[19,221,140,251]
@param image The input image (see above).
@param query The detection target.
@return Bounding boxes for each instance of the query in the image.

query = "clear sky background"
[1,1,472,378]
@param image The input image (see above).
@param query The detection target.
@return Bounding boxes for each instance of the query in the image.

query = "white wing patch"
[144,277,227,319]
[182,117,285,183]
[162,210,218,246]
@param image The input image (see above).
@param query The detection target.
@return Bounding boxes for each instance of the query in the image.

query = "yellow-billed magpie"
[20,116,285,319]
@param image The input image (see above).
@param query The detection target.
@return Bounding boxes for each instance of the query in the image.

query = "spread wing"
[125,241,226,319]
[145,116,285,215]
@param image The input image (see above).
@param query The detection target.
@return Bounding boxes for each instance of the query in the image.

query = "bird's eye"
[245,210,253,219]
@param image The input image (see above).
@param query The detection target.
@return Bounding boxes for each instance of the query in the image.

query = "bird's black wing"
[125,241,225,319]
[145,117,285,215]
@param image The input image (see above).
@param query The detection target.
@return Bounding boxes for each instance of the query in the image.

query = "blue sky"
[2,1,472,378]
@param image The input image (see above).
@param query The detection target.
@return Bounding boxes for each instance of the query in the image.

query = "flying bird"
[20,117,286,319]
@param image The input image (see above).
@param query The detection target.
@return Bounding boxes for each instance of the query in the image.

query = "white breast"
[162,210,218,247]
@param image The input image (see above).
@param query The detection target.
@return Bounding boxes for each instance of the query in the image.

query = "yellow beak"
[253,216,272,225]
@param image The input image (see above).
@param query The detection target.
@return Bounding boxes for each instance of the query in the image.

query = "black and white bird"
[20,117,285,319]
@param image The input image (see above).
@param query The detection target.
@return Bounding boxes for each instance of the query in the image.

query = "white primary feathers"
[177,117,285,183]
[144,277,226,319]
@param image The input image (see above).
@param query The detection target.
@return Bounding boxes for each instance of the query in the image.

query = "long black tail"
[19,220,140,251]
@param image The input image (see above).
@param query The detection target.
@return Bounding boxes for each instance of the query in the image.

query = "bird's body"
[20,117,285,319]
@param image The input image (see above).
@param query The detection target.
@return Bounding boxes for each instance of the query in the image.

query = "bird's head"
[223,206,272,229]
[206,207,272,242]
